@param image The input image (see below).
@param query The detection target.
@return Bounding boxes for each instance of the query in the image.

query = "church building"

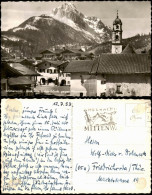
[63,11,151,97]
[112,11,123,54]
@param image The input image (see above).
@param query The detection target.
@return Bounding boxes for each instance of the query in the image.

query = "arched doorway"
[48,78,54,84]
[60,79,66,86]
[40,78,46,85]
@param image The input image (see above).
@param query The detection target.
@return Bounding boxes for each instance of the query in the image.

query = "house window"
[54,69,57,73]
[80,75,84,84]
[40,69,45,73]
[47,69,49,73]
[66,73,70,77]
[116,85,122,94]
[80,93,83,97]
[50,69,52,74]
[101,80,106,84]
[100,93,105,97]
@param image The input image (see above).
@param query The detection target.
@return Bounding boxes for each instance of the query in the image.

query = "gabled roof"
[20,59,34,67]
[91,54,151,74]
[10,63,40,76]
[36,60,65,66]
[54,49,64,54]
[57,61,69,71]
[64,60,94,73]
[36,60,66,69]
[1,62,23,78]
[44,60,65,66]
[63,54,150,74]
[122,43,136,54]
[61,49,82,54]
[40,49,56,54]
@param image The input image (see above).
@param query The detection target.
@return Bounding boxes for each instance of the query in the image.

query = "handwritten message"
[1,99,151,194]
[2,100,73,193]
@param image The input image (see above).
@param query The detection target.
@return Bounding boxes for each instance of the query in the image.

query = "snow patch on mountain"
[33,16,41,23]
[2,35,26,42]
[50,13,79,30]
[84,16,104,35]
[13,24,39,32]
[50,13,99,42]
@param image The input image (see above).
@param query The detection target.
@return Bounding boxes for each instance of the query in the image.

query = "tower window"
[115,35,119,40]
[116,25,119,29]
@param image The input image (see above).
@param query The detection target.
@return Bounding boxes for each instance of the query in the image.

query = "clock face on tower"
[113,45,122,54]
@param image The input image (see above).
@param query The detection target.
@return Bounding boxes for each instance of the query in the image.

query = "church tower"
[112,10,123,54]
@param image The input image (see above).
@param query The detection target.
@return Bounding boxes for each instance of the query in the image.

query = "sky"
[1,1,151,38]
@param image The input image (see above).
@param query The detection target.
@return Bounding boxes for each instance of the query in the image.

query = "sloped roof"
[8,58,24,63]
[10,63,40,76]
[57,61,69,71]
[63,54,150,74]
[20,59,34,67]
[8,76,34,85]
[61,49,82,54]
[122,43,136,54]
[40,49,55,54]
[1,62,23,78]
[36,60,65,68]
[91,54,151,74]
[44,60,65,66]
[54,49,64,54]
[64,60,94,73]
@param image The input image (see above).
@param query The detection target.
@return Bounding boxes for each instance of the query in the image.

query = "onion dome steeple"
[113,10,122,25]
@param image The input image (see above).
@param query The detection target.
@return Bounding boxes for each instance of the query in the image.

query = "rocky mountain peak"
[61,2,77,11]
[1,2,113,57]
[87,16,99,21]
[52,2,79,16]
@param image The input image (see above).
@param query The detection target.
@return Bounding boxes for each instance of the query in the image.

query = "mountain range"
[88,34,151,54]
[1,2,150,58]
[1,2,111,57]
